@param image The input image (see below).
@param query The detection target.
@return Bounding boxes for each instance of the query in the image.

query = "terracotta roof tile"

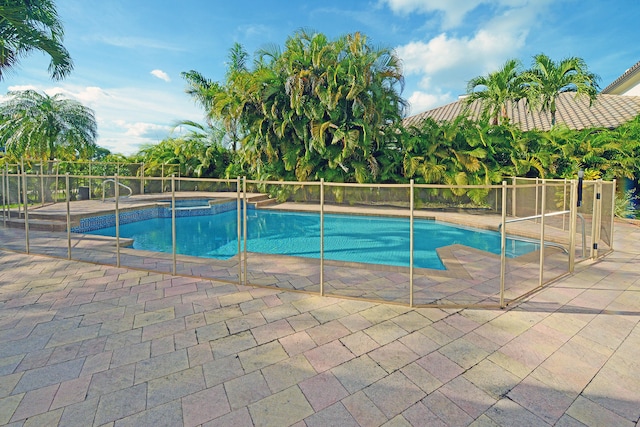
[403,93,640,131]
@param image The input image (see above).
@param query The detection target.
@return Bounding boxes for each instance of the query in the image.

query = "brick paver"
[0,220,639,426]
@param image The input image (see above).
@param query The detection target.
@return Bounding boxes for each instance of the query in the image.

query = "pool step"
[249,195,277,208]
[3,217,68,232]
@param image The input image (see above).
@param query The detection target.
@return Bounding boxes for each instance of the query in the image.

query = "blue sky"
[1,0,639,155]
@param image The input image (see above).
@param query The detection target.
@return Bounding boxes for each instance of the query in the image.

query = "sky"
[1,0,639,156]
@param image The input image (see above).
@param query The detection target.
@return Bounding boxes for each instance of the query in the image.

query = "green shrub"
[614,190,638,218]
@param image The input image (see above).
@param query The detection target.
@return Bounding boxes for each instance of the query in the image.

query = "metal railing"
[101,179,133,201]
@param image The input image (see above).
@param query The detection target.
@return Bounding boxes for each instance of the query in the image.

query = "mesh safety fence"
[599,181,615,252]
[243,180,321,294]
[324,183,411,304]
[0,173,617,308]
[412,184,503,306]
[502,181,572,304]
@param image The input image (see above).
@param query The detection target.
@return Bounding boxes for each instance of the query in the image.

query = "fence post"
[5,165,10,220]
[55,162,59,204]
[409,179,414,307]
[1,168,5,226]
[115,174,120,267]
[500,181,507,308]
[243,177,247,287]
[320,179,325,297]
[593,180,603,259]
[161,164,165,192]
[171,174,177,274]
[590,181,598,259]
[512,176,516,217]
[538,180,546,288]
[39,163,44,206]
[2,165,11,222]
[568,180,578,273]
[66,173,71,259]
[17,158,22,216]
[22,171,29,254]
[610,180,616,252]
[535,177,539,222]
[562,178,567,230]
[237,177,242,285]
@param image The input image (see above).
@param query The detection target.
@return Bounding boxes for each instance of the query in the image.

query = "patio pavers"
[0,220,639,426]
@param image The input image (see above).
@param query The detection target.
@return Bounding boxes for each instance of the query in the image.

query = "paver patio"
[0,220,638,426]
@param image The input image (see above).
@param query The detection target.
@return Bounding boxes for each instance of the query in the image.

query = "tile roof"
[403,93,640,131]
[602,60,640,94]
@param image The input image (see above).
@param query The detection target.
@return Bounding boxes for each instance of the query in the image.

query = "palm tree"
[524,54,600,126]
[137,121,229,178]
[181,69,219,116]
[182,43,250,152]
[0,89,97,161]
[466,59,525,125]
[0,0,73,80]
[0,89,96,201]
[253,29,406,183]
[184,30,406,184]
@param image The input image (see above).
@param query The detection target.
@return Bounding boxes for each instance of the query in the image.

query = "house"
[602,60,640,96]
[403,59,640,132]
[403,92,640,132]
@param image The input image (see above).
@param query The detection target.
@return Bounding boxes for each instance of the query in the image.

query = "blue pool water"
[86,209,537,270]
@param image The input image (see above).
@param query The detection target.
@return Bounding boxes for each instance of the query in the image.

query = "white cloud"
[150,69,171,82]
[51,86,110,105]
[405,90,453,115]
[383,0,487,29]
[382,0,536,29]
[74,86,111,104]
[6,85,110,106]
[93,35,184,52]
[115,121,172,138]
[6,84,39,92]
[1,85,38,102]
[237,24,272,40]
[398,25,527,82]
[394,0,552,114]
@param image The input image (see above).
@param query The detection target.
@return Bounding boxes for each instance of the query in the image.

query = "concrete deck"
[0,220,639,426]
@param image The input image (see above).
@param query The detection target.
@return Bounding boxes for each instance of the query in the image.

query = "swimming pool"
[86,209,537,270]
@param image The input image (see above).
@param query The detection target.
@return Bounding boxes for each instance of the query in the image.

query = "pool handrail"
[101,179,133,201]
[498,210,587,257]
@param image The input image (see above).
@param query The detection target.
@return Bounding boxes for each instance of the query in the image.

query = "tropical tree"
[0,0,73,80]
[174,119,230,177]
[182,43,250,151]
[505,127,556,178]
[0,89,97,162]
[465,59,525,125]
[184,30,407,184]
[136,121,229,178]
[241,30,407,183]
[524,54,600,126]
[401,116,503,204]
[181,69,218,118]
[562,125,640,181]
